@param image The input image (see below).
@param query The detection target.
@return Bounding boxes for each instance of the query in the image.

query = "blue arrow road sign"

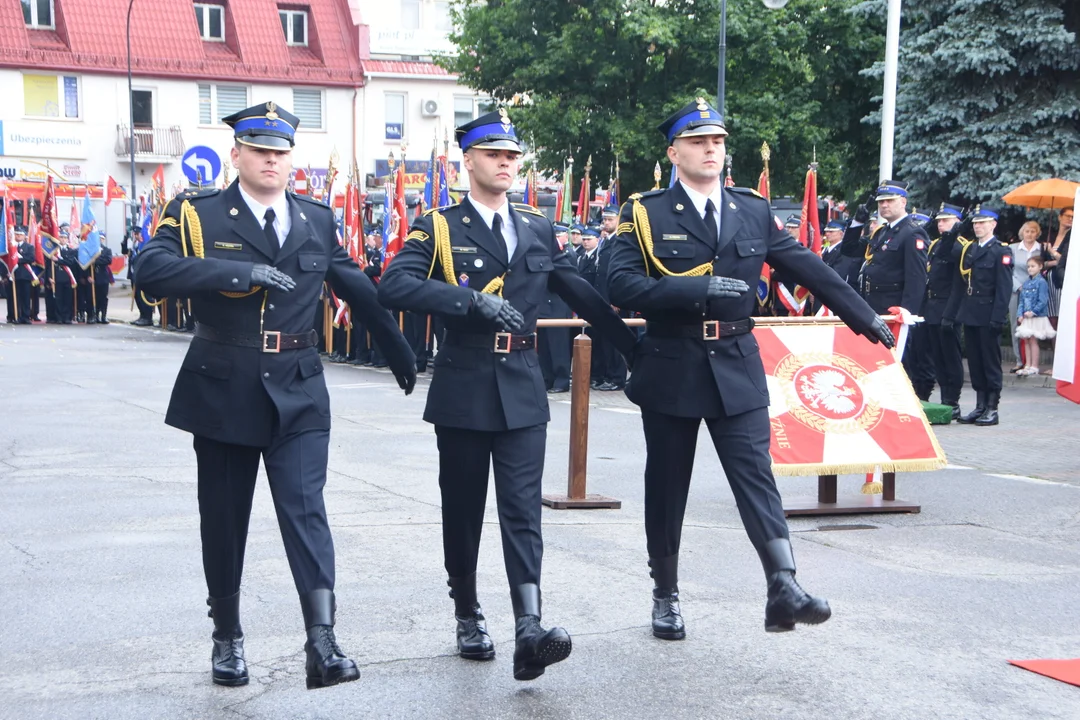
[181,145,222,186]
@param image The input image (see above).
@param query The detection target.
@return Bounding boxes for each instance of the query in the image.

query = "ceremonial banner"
[757,321,946,475]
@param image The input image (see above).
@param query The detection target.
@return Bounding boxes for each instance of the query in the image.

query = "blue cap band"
[232,116,295,135]
[666,108,725,144]
[459,122,518,150]
[973,209,999,221]
[875,184,908,198]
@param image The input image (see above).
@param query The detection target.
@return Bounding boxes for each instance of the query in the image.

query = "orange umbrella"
[1002,178,1080,209]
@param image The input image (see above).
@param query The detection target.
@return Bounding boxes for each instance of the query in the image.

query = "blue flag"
[422,150,435,210]
[438,161,450,207]
[77,189,101,269]
[0,205,6,257]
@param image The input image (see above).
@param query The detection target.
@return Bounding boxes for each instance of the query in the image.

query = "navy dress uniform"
[537,223,572,393]
[596,206,630,389]
[841,181,929,317]
[821,219,862,294]
[13,240,35,324]
[378,109,636,680]
[923,204,967,416]
[137,102,417,690]
[607,99,894,641]
[950,208,1012,426]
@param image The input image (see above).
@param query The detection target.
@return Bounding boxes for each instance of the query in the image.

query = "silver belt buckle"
[703,320,720,340]
[493,332,512,354]
[262,331,282,353]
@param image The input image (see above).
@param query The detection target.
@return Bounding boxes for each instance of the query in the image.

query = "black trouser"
[537,326,571,390]
[641,408,788,566]
[601,335,627,387]
[54,276,74,322]
[586,327,606,382]
[15,280,31,322]
[926,322,964,403]
[93,283,110,319]
[133,285,154,321]
[964,325,1003,393]
[77,281,91,317]
[901,323,935,398]
[44,284,58,322]
[404,312,430,371]
[193,429,335,599]
[435,424,546,588]
[4,282,14,322]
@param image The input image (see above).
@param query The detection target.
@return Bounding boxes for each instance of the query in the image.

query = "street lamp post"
[126,0,137,238]
[879,0,902,182]
[717,0,789,123]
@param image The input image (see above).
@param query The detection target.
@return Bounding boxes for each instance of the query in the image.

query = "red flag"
[40,176,60,246]
[151,165,165,195]
[798,166,821,254]
[29,210,45,267]
[383,165,407,266]
[577,175,589,225]
[757,169,771,202]
[104,176,118,206]
[3,198,17,274]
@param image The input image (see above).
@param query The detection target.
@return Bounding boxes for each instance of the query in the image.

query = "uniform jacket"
[378,196,636,431]
[608,182,879,419]
[841,214,929,314]
[822,242,862,294]
[14,242,36,282]
[951,235,1012,327]
[137,180,415,447]
[922,229,962,325]
[577,249,600,288]
[596,237,616,301]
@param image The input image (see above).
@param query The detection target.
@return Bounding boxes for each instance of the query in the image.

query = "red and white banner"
[757,321,947,475]
[1052,188,1080,403]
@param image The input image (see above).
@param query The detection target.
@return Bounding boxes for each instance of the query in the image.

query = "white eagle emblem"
[799,369,857,415]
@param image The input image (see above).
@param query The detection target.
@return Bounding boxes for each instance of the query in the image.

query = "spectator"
[1046,206,1073,330]
[1008,221,1052,372]
[1015,256,1055,375]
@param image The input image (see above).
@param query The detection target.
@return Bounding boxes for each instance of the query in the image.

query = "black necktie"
[704,199,719,242]
[263,208,279,249]
[491,213,509,258]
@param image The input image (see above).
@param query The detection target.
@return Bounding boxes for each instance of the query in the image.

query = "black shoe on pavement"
[649,555,685,640]
[300,590,360,690]
[131,318,153,327]
[957,391,987,424]
[448,574,495,661]
[547,386,569,394]
[511,584,571,681]
[761,539,831,632]
[975,390,1000,426]
[207,592,248,687]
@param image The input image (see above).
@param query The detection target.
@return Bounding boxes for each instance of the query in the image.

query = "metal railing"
[115,125,185,158]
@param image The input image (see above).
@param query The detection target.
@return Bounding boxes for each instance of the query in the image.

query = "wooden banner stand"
[541,328,621,510]
[783,472,921,517]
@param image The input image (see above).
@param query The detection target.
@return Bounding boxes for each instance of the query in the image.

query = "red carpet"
[1009,659,1080,687]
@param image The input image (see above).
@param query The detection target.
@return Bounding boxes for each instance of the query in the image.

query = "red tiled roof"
[0,0,364,87]
[362,60,454,78]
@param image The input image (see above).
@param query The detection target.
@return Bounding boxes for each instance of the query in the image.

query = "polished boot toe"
[211,634,249,686]
[513,616,572,681]
[651,589,685,640]
[305,625,360,689]
[456,610,496,660]
[765,570,832,632]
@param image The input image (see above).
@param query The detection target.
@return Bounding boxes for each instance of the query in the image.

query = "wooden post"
[542,327,621,509]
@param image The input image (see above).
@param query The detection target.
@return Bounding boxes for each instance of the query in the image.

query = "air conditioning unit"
[420,98,441,117]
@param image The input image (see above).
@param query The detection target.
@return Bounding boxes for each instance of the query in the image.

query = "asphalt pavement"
[1,321,1078,720]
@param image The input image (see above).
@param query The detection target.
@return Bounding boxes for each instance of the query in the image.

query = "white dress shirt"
[237,184,290,247]
[678,181,723,240]
[467,194,518,259]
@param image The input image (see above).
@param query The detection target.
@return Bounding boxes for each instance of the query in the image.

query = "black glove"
[469,290,524,333]
[860,316,896,349]
[250,264,296,292]
[706,275,750,299]
[853,203,870,224]
[393,364,417,396]
[958,214,975,240]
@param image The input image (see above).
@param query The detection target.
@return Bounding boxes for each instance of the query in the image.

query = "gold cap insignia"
[266,101,279,121]
[696,97,708,111]
[499,107,510,123]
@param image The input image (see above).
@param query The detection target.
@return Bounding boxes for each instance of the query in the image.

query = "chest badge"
[229,208,239,216]
[462,216,471,224]
[675,203,684,211]
[459,273,470,287]
[474,258,484,268]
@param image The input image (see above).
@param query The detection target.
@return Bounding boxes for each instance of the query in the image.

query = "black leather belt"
[445,331,536,354]
[195,324,318,353]
[646,319,754,340]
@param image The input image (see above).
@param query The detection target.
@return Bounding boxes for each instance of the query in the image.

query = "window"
[292,89,323,130]
[453,97,474,128]
[279,9,307,46]
[385,93,405,141]
[21,0,53,29]
[401,0,420,30]
[197,84,248,124]
[23,74,79,118]
[194,3,225,41]
[131,89,153,128]
[432,1,452,32]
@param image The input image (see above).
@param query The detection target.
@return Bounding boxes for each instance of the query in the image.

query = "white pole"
[879,0,902,182]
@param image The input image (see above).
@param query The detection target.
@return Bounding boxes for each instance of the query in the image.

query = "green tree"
[442,0,885,201]
[886,0,1080,209]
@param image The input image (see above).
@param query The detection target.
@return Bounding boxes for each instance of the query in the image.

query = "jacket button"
[263,372,270,378]
[200,365,206,370]
[268,304,275,311]
[231,278,239,285]
[454,302,462,308]
[672,250,679,255]
[710,350,716,356]
[500,357,507,363]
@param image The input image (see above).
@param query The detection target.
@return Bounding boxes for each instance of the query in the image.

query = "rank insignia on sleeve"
[916,239,925,250]
[1002,255,1011,265]
[459,273,470,287]
[406,230,429,242]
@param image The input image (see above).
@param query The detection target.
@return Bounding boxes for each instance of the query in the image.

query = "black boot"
[448,574,495,660]
[941,387,962,420]
[300,589,360,690]
[648,555,685,640]
[957,391,986,424]
[761,539,832,633]
[207,592,248,687]
[975,390,999,426]
[510,584,572,681]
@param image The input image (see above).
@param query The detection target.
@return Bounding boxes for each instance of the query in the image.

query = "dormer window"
[194,3,225,42]
[22,0,55,29]
[279,9,307,47]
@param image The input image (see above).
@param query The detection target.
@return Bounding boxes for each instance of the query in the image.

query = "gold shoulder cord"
[177,199,261,298]
[429,210,506,296]
[957,236,976,294]
[139,215,181,306]
[632,199,712,277]
[926,238,939,272]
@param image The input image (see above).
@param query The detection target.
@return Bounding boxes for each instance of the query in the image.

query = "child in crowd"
[1015,256,1056,376]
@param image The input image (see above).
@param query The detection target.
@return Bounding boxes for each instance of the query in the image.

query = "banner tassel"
[862,466,883,495]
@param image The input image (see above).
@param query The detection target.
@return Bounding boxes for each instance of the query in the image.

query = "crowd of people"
[1,224,114,325]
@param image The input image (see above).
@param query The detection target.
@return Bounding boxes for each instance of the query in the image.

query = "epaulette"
[628,189,665,201]
[422,203,458,217]
[178,188,220,200]
[293,193,332,210]
[728,186,767,201]
[512,202,545,217]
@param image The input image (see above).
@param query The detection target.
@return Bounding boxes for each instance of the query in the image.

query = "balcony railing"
[115,125,185,159]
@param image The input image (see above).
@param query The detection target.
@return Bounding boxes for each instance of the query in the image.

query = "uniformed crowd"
[1,225,114,325]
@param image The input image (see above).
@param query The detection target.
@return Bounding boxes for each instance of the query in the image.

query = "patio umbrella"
[1002,178,1080,209]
